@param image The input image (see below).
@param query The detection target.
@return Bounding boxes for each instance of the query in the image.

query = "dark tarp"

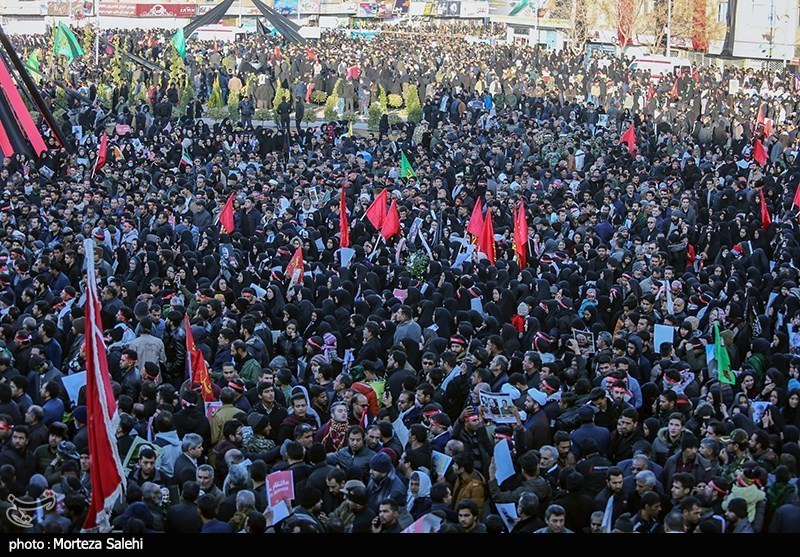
[251,0,305,44]
[183,0,236,39]
[99,36,161,73]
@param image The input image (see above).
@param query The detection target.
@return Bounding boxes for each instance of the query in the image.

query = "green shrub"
[207,78,223,108]
[302,109,317,122]
[341,111,357,122]
[388,113,401,126]
[324,79,341,121]
[311,90,328,104]
[387,93,403,108]
[207,106,230,120]
[254,108,272,121]
[367,102,382,130]
[404,84,422,124]
[378,84,388,113]
[227,88,240,120]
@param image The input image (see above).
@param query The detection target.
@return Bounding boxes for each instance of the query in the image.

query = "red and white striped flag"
[82,238,126,531]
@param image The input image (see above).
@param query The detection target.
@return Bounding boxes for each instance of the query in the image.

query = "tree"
[403,84,422,124]
[82,24,95,60]
[169,46,186,89]
[324,79,341,121]
[110,37,129,87]
[180,82,195,114]
[227,87,240,120]
[549,0,603,54]
[208,77,223,108]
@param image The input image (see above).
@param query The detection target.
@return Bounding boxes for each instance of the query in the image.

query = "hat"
[247,413,270,433]
[581,438,599,454]
[588,387,607,401]
[578,405,596,421]
[346,485,369,506]
[429,413,451,428]
[0,291,13,306]
[528,388,547,406]
[369,451,393,474]
[48,422,68,437]
[296,486,321,509]
[341,479,366,495]
[56,440,80,461]
[613,513,634,533]
[72,406,87,424]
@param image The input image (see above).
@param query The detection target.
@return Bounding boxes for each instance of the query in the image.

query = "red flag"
[692,69,699,81]
[365,188,388,231]
[305,47,318,62]
[185,315,215,403]
[514,199,528,270]
[647,84,655,100]
[339,185,350,248]
[763,118,773,139]
[792,184,800,210]
[380,199,402,241]
[670,78,679,99]
[757,104,765,129]
[218,193,235,234]
[759,188,772,230]
[477,209,496,264]
[82,238,125,531]
[286,247,304,288]
[621,124,637,156]
[274,45,282,59]
[753,139,768,166]
[93,132,108,175]
[466,197,484,238]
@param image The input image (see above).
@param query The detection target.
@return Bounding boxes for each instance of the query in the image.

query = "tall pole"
[94,0,99,65]
[666,0,672,57]
[238,0,242,27]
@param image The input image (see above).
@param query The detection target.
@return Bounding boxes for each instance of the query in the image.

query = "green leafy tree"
[324,79,341,121]
[179,82,195,114]
[367,102,383,130]
[170,46,186,88]
[207,77,223,109]
[82,25,95,60]
[227,88,240,120]
[404,84,422,124]
[110,38,129,87]
[378,84,388,114]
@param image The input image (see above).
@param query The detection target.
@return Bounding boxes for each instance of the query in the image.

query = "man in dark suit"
[173,433,204,488]
[166,481,203,533]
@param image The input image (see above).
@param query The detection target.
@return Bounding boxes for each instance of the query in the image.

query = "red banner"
[98,2,196,17]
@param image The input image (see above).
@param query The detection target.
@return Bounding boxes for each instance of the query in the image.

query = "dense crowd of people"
[0,20,799,534]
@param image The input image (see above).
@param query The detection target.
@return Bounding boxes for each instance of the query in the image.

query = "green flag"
[172,27,186,59]
[53,22,84,64]
[25,50,39,83]
[400,151,416,178]
[715,322,734,385]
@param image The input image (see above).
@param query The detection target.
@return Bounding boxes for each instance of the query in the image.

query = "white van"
[629,55,692,82]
